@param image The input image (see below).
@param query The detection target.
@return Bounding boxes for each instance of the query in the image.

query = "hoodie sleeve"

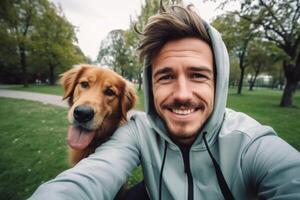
[242,135,300,199]
[29,121,140,200]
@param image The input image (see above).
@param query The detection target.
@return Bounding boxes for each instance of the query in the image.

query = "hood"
[143,22,230,148]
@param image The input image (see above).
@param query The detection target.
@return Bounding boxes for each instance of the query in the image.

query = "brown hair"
[137,2,211,64]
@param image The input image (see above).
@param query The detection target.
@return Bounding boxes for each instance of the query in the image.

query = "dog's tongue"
[67,125,96,150]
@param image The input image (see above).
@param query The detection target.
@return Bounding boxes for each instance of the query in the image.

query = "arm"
[242,135,300,199]
[29,121,140,200]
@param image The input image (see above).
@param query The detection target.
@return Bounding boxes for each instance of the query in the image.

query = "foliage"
[212,13,257,94]
[0,0,40,86]
[0,0,86,85]
[240,0,300,106]
[246,40,282,90]
[30,2,85,85]
[210,0,300,106]
[97,29,132,78]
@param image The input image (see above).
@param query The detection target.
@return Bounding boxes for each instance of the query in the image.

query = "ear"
[121,81,137,121]
[60,65,85,106]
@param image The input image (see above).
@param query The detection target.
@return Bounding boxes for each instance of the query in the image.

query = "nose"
[73,106,94,123]
[173,76,192,102]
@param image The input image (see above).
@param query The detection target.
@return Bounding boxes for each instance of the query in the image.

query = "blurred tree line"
[0,0,86,86]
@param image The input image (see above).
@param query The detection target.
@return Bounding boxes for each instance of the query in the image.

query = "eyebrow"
[153,67,173,78]
[153,66,213,78]
[189,66,213,74]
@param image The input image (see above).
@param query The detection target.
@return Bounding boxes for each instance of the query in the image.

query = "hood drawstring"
[159,140,168,200]
[203,132,235,200]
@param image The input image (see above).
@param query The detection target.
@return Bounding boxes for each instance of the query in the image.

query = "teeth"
[172,109,194,115]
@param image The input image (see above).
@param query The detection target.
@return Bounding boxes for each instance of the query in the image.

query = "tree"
[212,13,256,94]
[246,40,276,90]
[97,29,131,78]
[211,0,300,106]
[241,0,300,107]
[0,0,42,86]
[31,2,85,85]
[0,16,20,83]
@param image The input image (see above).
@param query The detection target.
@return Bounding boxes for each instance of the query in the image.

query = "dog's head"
[60,64,137,150]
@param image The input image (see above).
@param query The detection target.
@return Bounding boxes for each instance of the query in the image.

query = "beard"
[163,115,203,145]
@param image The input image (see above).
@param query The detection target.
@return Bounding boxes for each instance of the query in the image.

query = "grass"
[1,86,299,199]
[8,84,63,96]
[0,98,68,200]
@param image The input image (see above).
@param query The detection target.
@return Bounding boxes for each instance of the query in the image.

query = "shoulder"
[221,108,276,139]
[241,134,300,198]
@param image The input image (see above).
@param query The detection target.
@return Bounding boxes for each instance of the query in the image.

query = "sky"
[49,0,239,61]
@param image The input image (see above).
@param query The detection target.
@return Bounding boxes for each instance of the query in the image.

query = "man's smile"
[172,108,196,115]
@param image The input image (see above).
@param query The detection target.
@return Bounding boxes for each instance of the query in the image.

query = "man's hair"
[138,2,211,63]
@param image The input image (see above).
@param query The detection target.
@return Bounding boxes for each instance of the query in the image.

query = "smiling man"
[30,2,300,200]
[152,38,215,145]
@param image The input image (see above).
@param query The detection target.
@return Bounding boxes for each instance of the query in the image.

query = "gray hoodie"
[30,23,300,200]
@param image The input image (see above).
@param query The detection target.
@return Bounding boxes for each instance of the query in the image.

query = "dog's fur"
[60,64,137,165]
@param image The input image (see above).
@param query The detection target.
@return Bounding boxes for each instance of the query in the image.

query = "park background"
[0,0,299,199]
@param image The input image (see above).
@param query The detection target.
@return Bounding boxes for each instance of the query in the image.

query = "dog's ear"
[121,81,137,121]
[60,65,85,106]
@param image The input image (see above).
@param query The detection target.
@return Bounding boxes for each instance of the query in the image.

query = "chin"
[167,125,199,142]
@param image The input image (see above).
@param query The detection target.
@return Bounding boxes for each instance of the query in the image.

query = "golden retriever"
[60,64,137,165]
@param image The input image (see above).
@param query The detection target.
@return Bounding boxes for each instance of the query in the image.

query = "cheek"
[152,84,171,112]
[195,83,214,103]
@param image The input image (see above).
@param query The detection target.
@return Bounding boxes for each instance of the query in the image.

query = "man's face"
[152,38,214,145]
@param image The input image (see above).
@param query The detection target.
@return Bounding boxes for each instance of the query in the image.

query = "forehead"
[80,67,123,85]
[151,38,214,73]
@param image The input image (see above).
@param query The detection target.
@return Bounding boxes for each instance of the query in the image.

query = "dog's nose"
[73,106,94,123]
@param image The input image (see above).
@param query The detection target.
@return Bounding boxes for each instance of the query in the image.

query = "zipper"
[180,146,193,200]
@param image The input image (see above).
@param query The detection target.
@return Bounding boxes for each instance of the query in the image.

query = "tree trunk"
[237,66,245,95]
[280,57,300,107]
[19,43,28,87]
[237,40,249,95]
[280,79,298,107]
[138,70,142,91]
[249,69,260,91]
[49,63,55,85]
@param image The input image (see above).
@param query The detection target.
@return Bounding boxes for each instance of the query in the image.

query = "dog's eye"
[80,81,89,88]
[104,88,115,96]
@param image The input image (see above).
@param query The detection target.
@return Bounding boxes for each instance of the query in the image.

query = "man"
[30,3,300,200]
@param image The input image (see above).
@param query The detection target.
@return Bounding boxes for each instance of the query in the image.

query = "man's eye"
[159,75,174,81]
[104,88,115,96]
[80,81,89,88]
[191,73,206,79]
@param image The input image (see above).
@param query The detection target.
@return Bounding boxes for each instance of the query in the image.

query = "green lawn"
[8,84,63,96]
[0,87,299,199]
[0,98,68,200]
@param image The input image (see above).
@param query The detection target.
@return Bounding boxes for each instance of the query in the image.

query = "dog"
[60,64,137,165]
